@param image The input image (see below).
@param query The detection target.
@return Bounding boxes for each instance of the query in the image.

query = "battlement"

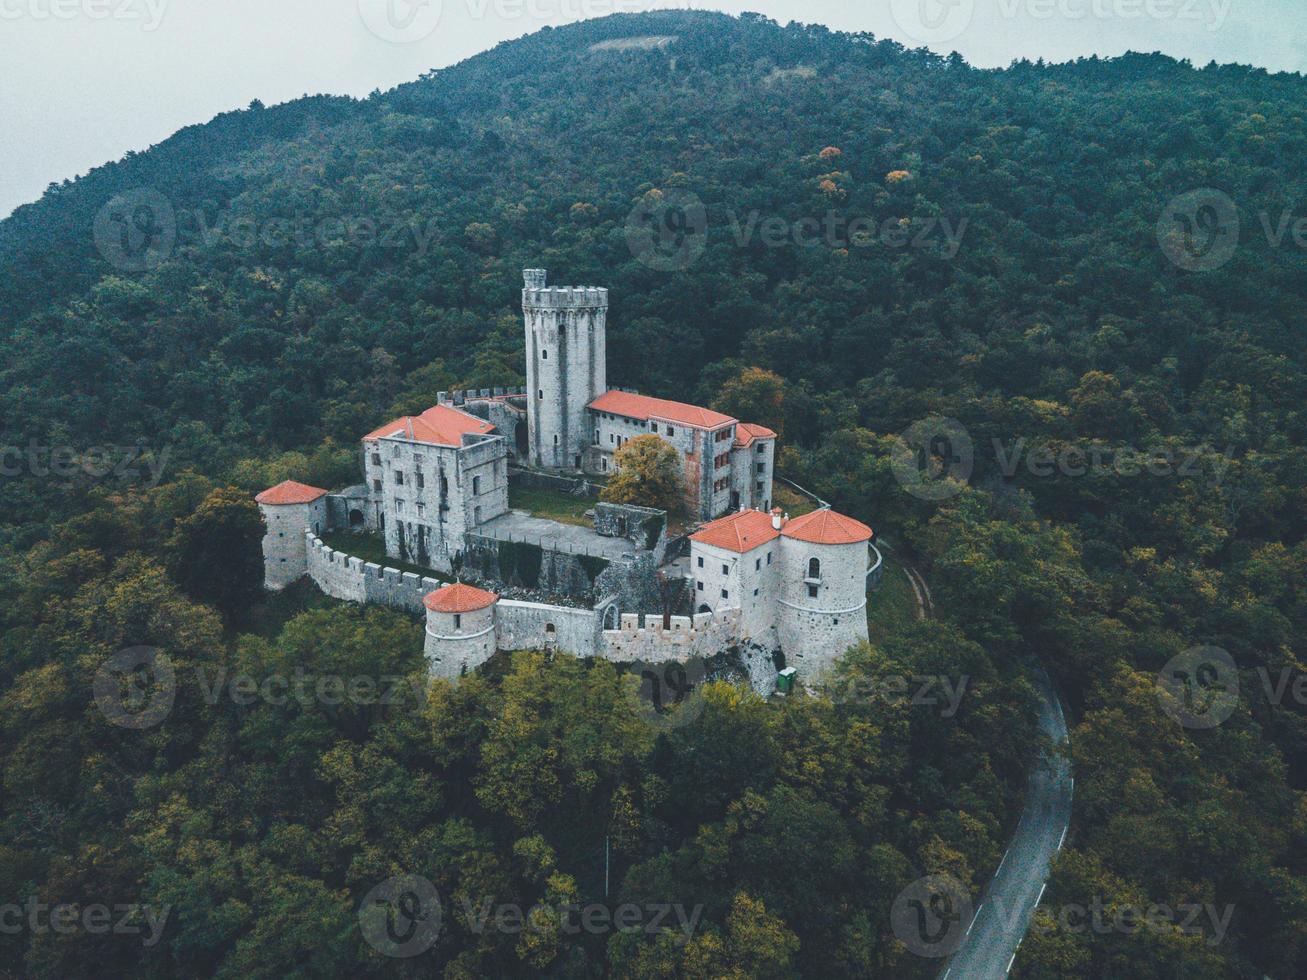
[523,286,609,310]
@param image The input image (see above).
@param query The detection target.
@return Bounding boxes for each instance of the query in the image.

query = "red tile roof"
[782,509,873,546]
[690,509,780,553]
[734,422,777,448]
[364,404,496,448]
[423,583,499,613]
[589,390,735,430]
[255,480,329,506]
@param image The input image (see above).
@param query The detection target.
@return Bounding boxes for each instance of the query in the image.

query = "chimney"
[771,508,784,530]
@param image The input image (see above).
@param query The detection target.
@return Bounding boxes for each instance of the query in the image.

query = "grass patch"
[321,530,452,582]
[866,556,921,639]
[773,483,819,517]
[508,486,594,527]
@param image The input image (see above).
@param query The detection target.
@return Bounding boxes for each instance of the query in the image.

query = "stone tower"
[522,269,608,470]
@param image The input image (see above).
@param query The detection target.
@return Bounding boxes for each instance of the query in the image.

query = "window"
[538,389,544,399]
[541,349,548,359]
[396,499,405,514]
[553,434,559,446]
[721,589,729,599]
[373,479,382,491]
[391,445,400,458]
[808,558,821,580]
[416,472,425,488]
[697,581,704,591]
[753,588,759,596]
[594,428,600,444]
[697,556,704,568]
[722,564,729,576]
[757,444,765,454]
[755,558,761,571]
[808,584,819,599]
[416,502,425,516]
[610,433,615,444]
[667,427,675,437]
[601,458,608,472]
[474,506,482,523]
[453,614,462,630]
[371,453,381,466]
[472,476,481,495]
[767,552,773,565]
[394,471,404,485]
[545,623,556,635]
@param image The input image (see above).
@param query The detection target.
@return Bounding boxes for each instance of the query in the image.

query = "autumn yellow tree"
[712,366,786,440]
[600,435,684,515]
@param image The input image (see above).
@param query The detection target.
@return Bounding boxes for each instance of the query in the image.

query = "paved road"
[941,667,1073,979]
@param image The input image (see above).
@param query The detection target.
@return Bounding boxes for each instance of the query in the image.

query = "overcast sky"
[2,0,1304,219]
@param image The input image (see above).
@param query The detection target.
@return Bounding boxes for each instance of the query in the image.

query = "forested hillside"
[1,10,1305,977]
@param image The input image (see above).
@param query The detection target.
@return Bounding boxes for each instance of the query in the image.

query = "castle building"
[687,507,873,671]
[255,267,882,690]
[522,270,776,521]
[362,403,510,569]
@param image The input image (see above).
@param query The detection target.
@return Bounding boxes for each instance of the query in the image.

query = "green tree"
[166,486,265,615]
[600,435,685,515]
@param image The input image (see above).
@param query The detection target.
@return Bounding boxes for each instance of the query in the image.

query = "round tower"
[522,269,608,470]
[423,583,500,680]
[255,481,330,590]
[775,509,873,680]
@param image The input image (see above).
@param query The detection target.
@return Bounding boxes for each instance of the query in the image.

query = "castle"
[256,270,880,689]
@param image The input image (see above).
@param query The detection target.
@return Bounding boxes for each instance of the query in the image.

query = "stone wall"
[594,501,667,559]
[508,467,604,498]
[601,608,743,664]
[304,531,445,614]
[460,534,614,600]
[496,600,601,658]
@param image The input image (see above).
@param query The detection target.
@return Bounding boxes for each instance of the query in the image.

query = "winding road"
[941,667,1074,979]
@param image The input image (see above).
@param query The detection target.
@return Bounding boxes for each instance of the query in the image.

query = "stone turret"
[522,268,608,471]
[423,583,500,679]
[255,481,330,590]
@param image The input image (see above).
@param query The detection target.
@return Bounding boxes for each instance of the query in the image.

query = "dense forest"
[2,10,1306,977]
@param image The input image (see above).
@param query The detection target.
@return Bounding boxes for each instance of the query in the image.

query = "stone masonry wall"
[601,608,743,664]
[305,531,445,614]
[496,600,601,658]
